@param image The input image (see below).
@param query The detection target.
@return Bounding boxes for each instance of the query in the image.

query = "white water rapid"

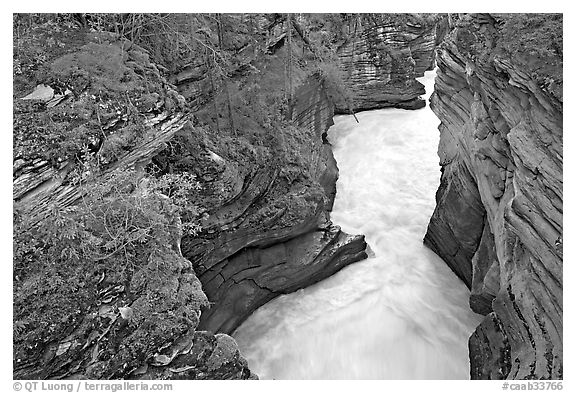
[233,71,483,379]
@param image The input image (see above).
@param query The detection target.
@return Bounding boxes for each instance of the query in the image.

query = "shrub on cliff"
[13,167,203,367]
[496,13,562,98]
[13,18,186,169]
[496,14,562,60]
[315,62,355,116]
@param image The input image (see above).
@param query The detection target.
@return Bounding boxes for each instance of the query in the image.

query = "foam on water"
[232,71,483,379]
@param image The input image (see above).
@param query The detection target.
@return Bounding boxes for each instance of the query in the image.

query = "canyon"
[177,16,439,337]
[13,15,436,380]
[12,13,562,380]
[233,70,483,379]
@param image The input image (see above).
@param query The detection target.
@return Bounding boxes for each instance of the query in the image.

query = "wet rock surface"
[424,14,562,379]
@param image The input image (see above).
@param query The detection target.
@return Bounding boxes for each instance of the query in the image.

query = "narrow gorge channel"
[233,71,483,379]
[12,14,562,381]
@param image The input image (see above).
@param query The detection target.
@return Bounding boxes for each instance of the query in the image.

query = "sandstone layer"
[424,14,562,379]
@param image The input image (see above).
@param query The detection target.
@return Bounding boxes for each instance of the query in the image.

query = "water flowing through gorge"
[233,71,483,379]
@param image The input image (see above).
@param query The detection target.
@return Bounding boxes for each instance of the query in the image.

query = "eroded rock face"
[13,29,191,221]
[424,14,562,379]
[13,27,254,380]
[172,16,438,117]
[178,75,368,335]
[130,332,256,380]
[335,19,436,113]
[164,18,439,336]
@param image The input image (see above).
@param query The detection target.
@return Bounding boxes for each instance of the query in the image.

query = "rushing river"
[233,71,483,379]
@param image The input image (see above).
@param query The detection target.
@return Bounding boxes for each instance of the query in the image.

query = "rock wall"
[180,74,367,335]
[335,19,436,113]
[172,16,438,116]
[165,18,438,337]
[13,27,255,380]
[424,14,562,379]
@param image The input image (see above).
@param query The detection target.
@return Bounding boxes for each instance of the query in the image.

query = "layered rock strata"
[13,19,370,379]
[172,16,438,116]
[13,27,254,380]
[158,17,372,336]
[424,14,562,379]
[180,74,367,335]
[335,19,436,112]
